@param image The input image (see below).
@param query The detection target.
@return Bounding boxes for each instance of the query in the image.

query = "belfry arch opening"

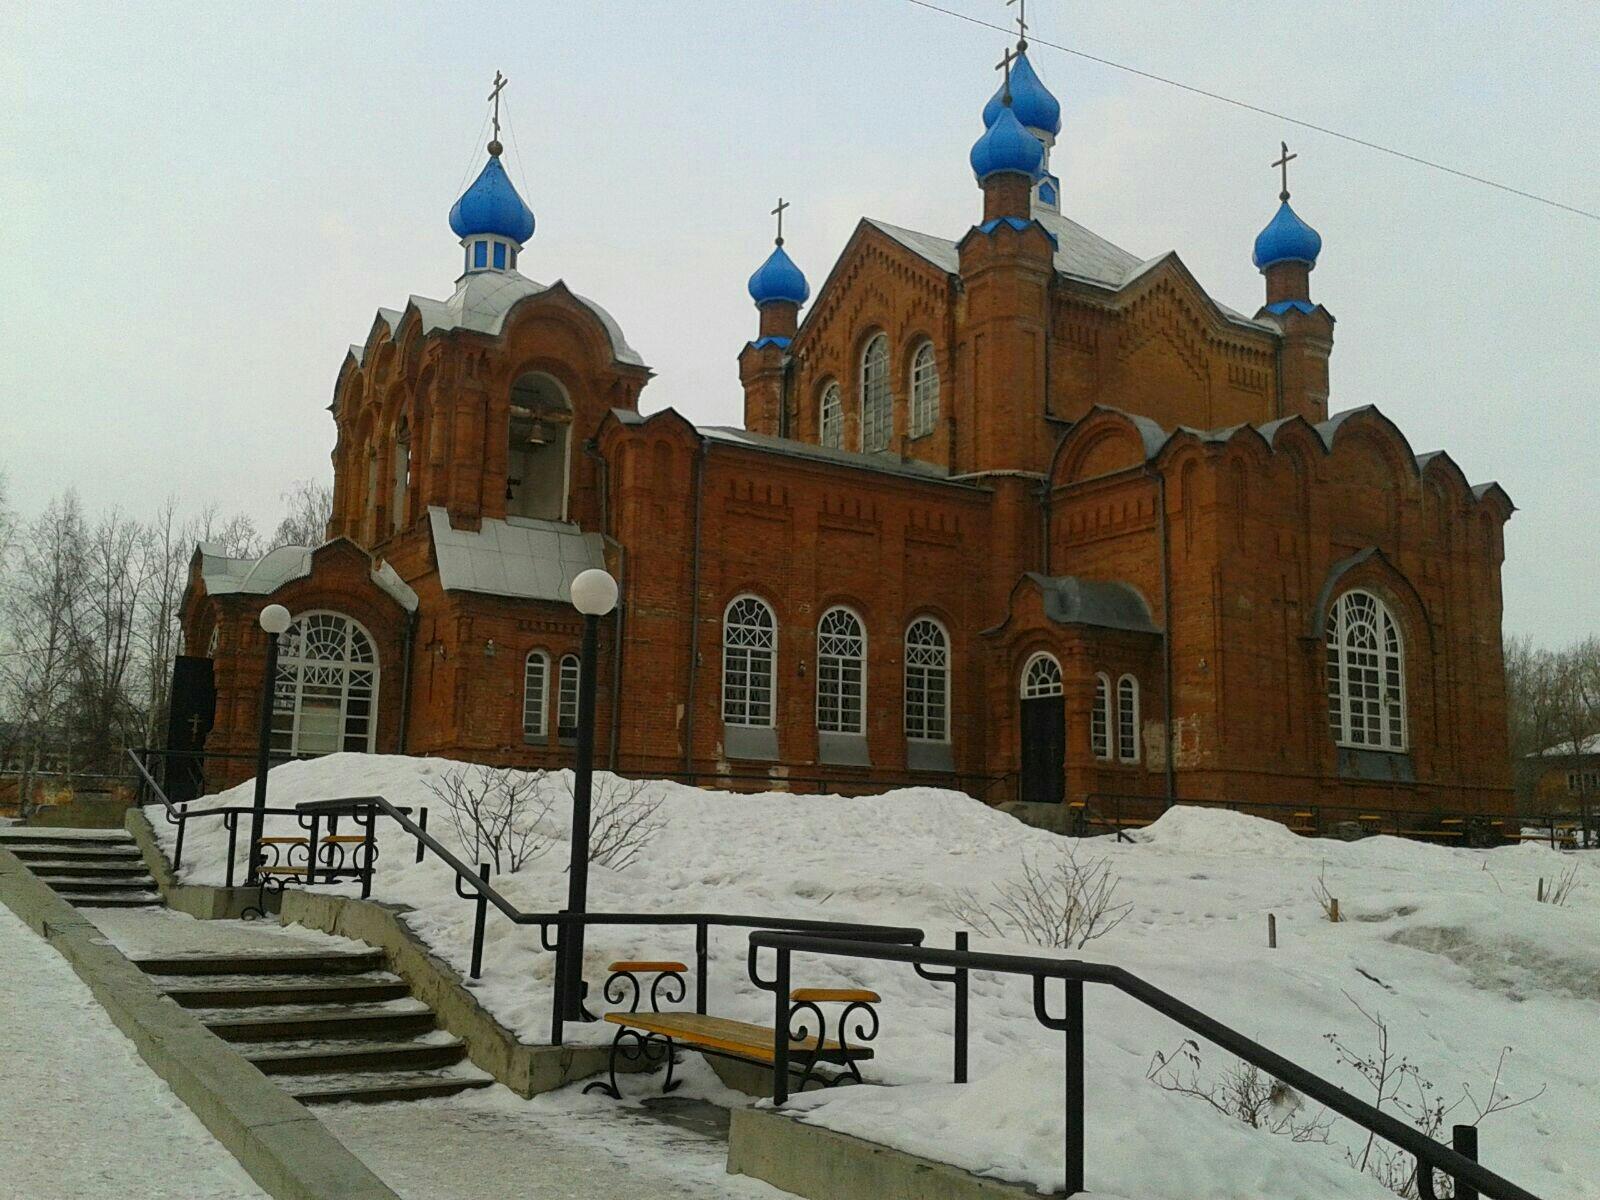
[507,371,572,521]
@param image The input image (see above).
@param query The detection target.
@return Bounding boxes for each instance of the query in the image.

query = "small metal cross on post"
[487,70,508,144]
[771,197,789,246]
[1273,140,1297,202]
[1007,0,1028,49]
[187,713,205,739]
[995,44,1020,104]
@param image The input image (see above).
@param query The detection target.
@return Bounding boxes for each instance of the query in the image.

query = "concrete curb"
[281,888,622,1097]
[0,847,400,1200]
[126,807,272,920]
[728,1106,1057,1199]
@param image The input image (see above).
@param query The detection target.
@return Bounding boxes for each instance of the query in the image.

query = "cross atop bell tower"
[1273,140,1297,202]
[487,70,508,155]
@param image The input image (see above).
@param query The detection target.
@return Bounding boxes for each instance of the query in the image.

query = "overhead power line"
[904,0,1600,223]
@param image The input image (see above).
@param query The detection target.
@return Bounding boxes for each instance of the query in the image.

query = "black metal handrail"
[746,931,1541,1200]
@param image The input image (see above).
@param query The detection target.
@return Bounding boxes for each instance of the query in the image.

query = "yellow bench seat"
[602,1011,872,1065]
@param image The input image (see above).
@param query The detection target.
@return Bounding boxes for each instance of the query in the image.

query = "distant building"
[179,45,1515,819]
[1517,734,1600,813]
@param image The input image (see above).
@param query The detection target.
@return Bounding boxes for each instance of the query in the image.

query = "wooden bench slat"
[322,835,369,844]
[260,866,309,876]
[791,988,880,1004]
[1402,830,1463,839]
[607,960,688,973]
[258,837,309,845]
[603,1011,871,1063]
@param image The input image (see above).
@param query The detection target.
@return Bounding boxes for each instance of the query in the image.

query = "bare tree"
[942,844,1132,950]
[271,478,334,549]
[578,773,665,870]
[71,507,150,771]
[429,764,555,875]
[193,503,261,559]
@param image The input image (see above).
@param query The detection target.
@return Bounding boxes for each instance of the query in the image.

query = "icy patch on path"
[0,902,268,1199]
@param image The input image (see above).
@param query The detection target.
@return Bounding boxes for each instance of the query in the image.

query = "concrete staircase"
[133,946,495,1104]
[0,827,162,908]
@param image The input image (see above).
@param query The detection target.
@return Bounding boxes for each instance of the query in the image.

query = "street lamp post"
[248,604,292,886]
[560,567,618,1021]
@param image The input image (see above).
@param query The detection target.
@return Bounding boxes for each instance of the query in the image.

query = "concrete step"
[201,1002,437,1044]
[17,860,152,877]
[283,1067,494,1105]
[38,874,159,894]
[245,1036,468,1076]
[0,828,135,844]
[5,844,145,864]
[133,949,388,977]
[162,976,410,1009]
[58,892,164,908]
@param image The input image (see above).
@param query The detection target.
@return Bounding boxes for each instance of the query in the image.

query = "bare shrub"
[1536,863,1580,906]
[1148,1038,1333,1144]
[571,773,664,871]
[428,764,555,875]
[941,844,1132,950]
[1313,861,1343,922]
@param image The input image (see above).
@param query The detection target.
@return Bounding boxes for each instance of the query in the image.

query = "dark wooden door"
[163,655,216,804]
[1020,695,1065,805]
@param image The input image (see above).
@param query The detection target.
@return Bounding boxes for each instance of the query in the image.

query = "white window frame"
[909,341,939,438]
[904,618,951,743]
[1569,769,1600,795]
[1091,672,1111,760]
[1020,652,1063,699]
[557,653,580,738]
[523,651,550,740]
[816,607,867,735]
[1117,675,1140,763]
[269,611,380,757]
[1325,590,1407,752]
[722,595,777,728]
[860,334,892,454]
[819,382,843,450]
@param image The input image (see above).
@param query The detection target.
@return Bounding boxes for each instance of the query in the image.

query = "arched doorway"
[268,612,380,756]
[1019,652,1065,804]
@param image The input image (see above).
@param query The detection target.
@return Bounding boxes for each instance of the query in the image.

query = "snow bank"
[157,755,1599,1199]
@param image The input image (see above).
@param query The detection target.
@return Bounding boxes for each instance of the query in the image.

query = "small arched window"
[723,596,776,727]
[1091,672,1111,760]
[523,651,549,740]
[860,334,891,453]
[904,618,949,743]
[819,382,843,450]
[910,342,939,438]
[557,654,580,739]
[1021,653,1063,699]
[816,607,866,735]
[1117,675,1140,762]
[1326,590,1406,750]
[269,612,379,757]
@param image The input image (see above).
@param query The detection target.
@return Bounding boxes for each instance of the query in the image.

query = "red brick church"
[180,47,1515,819]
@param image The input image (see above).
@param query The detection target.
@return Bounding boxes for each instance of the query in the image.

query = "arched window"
[1021,653,1063,698]
[1091,672,1111,760]
[1326,590,1406,750]
[205,626,220,659]
[557,654,580,739]
[507,372,572,522]
[816,607,866,735]
[523,651,549,740]
[860,334,891,453]
[1117,675,1140,762]
[910,342,939,438]
[723,596,776,727]
[390,418,411,534]
[819,382,843,450]
[269,612,379,757]
[904,618,949,743]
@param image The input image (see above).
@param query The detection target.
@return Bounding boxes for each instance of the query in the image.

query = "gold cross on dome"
[995,44,1020,103]
[771,197,790,245]
[488,70,508,141]
[1272,140,1297,201]
[1007,0,1028,48]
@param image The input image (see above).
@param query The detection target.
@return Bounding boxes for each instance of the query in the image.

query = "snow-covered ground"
[159,756,1599,1199]
[0,901,268,1200]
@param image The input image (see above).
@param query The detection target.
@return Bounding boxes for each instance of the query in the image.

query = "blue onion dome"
[449,150,535,244]
[970,103,1045,182]
[747,243,809,306]
[982,51,1061,135]
[1252,199,1322,270]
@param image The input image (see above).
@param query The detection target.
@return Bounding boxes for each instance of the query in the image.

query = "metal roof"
[427,507,606,603]
[697,425,982,487]
[197,542,418,612]
[1024,572,1161,634]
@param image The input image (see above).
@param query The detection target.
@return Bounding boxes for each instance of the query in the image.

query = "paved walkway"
[0,901,267,1200]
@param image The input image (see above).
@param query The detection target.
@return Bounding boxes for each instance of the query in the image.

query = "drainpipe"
[608,541,626,771]
[1144,466,1177,808]
[683,440,708,783]
[398,609,418,753]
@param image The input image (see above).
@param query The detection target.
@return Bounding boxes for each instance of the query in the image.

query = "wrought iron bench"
[583,960,878,1100]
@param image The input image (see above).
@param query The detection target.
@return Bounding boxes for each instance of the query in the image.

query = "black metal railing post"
[1454,1125,1480,1200]
[359,811,376,899]
[224,814,238,888]
[471,863,489,980]
[305,814,322,887]
[695,921,709,1015]
[773,946,791,1106]
[1064,979,1085,1195]
[415,808,428,864]
[954,930,969,1084]
[174,806,187,871]
[550,916,567,1047]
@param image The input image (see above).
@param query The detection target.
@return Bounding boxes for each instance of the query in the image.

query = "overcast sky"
[2,2,1595,645]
